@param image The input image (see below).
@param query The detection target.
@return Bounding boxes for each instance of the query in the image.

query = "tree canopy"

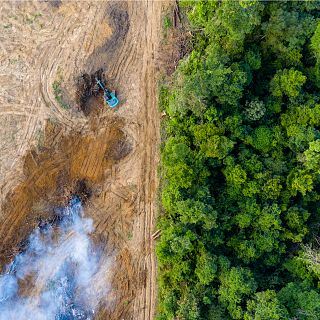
[157,1,320,319]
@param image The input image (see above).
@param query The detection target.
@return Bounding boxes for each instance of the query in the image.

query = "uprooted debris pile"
[76,69,106,115]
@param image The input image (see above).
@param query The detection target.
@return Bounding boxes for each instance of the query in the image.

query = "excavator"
[95,78,119,108]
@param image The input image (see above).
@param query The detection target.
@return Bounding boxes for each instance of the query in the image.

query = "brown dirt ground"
[0,1,169,319]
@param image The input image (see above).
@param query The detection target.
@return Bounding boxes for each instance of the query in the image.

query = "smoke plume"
[0,197,111,320]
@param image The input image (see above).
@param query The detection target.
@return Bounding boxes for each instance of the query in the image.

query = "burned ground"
[0,115,126,262]
[0,113,140,319]
[76,69,105,116]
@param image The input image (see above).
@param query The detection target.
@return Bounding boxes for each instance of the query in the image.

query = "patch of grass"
[159,83,170,112]
[9,14,18,20]
[162,12,173,43]
[52,77,70,110]
[36,129,45,149]
[25,13,42,24]
[163,14,173,31]
[9,58,19,65]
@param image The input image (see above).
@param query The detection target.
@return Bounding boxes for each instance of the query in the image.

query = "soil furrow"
[0,1,166,318]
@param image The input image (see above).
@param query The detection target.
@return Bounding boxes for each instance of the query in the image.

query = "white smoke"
[0,197,111,320]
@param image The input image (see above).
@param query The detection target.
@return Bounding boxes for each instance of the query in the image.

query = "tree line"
[157,1,320,319]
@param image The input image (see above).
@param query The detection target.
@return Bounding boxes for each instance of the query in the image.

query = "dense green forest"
[157,1,320,319]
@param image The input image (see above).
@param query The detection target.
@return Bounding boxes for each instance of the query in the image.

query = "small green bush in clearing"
[52,79,70,110]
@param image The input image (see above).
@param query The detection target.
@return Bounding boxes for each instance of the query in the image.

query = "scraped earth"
[0,1,165,319]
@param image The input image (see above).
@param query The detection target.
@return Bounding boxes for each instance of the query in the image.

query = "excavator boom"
[95,78,119,108]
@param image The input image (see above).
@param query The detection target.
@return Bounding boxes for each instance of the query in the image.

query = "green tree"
[176,289,201,320]
[244,99,266,121]
[162,138,195,189]
[283,206,310,243]
[224,164,247,198]
[244,290,288,320]
[311,23,320,63]
[195,249,217,285]
[219,267,257,319]
[209,1,264,53]
[278,282,320,320]
[175,199,217,230]
[244,49,261,71]
[193,123,234,159]
[270,68,306,98]
[286,169,314,196]
[157,290,178,320]
[301,245,320,279]
[249,126,274,153]
[261,176,282,200]
[262,4,316,66]
[303,140,320,173]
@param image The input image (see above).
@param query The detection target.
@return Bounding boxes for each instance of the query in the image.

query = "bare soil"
[0,1,166,319]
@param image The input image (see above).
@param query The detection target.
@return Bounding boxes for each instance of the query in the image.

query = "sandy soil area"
[0,1,165,318]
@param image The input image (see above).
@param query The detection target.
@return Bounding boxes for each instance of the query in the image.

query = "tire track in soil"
[0,1,166,319]
[0,1,106,203]
[90,1,164,318]
[125,1,162,319]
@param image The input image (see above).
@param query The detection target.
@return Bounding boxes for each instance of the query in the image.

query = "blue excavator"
[95,78,119,108]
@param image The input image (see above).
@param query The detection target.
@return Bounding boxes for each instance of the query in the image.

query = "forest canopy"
[157,1,320,319]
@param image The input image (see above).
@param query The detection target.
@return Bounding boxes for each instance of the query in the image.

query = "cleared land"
[0,1,165,319]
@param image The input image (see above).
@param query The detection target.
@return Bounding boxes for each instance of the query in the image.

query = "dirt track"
[0,1,165,319]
